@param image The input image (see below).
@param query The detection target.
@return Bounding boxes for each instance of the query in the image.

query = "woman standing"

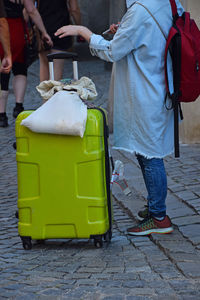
[55,0,184,236]
[0,0,52,128]
[37,0,81,82]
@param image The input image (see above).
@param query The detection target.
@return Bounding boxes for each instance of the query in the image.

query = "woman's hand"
[102,22,120,36]
[55,25,92,43]
[109,23,119,34]
[55,25,80,38]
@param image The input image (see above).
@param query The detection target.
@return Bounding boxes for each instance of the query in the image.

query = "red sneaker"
[127,216,173,236]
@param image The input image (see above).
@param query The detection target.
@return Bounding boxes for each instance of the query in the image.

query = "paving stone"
[176,191,199,201]
[126,297,153,300]
[122,280,145,288]
[98,280,122,288]
[176,262,200,278]
[178,224,200,245]
[172,215,200,226]
[169,207,195,219]
[101,296,124,300]
[181,296,200,300]
[39,288,64,296]
[169,279,198,291]
[169,252,200,262]
[126,288,155,296]
[156,240,196,254]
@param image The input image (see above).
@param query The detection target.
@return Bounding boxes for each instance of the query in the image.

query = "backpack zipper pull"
[196,61,199,72]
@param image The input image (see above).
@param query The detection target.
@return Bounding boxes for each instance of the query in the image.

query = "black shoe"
[13,104,24,118]
[0,113,8,127]
[138,205,149,220]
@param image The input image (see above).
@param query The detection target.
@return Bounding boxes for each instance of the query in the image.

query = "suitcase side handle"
[47,51,78,62]
[47,51,78,81]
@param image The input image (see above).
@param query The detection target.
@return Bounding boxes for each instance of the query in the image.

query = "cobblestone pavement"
[0,46,200,299]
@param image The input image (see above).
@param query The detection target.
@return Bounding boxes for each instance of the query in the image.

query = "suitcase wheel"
[94,236,103,248]
[21,236,32,250]
[104,229,112,242]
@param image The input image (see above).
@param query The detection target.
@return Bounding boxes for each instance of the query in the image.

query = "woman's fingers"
[56,32,67,38]
[55,25,79,38]
[55,26,71,38]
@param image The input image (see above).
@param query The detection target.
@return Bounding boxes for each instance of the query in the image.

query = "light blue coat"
[89,0,184,158]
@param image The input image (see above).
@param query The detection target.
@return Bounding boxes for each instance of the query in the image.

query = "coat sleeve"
[89,5,147,62]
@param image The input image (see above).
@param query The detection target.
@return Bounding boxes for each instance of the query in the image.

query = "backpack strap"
[135,2,167,40]
[169,0,178,17]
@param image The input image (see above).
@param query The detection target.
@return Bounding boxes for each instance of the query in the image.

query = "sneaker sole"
[127,227,174,236]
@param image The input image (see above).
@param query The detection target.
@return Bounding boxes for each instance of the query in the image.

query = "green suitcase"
[16,107,112,250]
[16,52,112,250]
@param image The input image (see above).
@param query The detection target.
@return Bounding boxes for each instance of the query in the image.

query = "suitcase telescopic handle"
[47,51,78,81]
[47,51,78,62]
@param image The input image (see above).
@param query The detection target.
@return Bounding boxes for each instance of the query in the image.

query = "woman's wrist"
[78,26,92,43]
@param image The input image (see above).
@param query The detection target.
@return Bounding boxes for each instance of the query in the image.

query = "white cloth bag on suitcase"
[21,90,87,137]
[36,76,98,101]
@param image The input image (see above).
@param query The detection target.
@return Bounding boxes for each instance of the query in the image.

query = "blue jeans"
[136,154,167,218]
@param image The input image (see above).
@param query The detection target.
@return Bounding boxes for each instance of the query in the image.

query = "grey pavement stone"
[181,296,200,300]
[187,198,200,206]
[125,287,155,296]
[122,280,145,288]
[176,261,200,278]
[155,240,196,254]
[178,224,200,245]
[126,297,153,300]
[169,279,199,292]
[170,252,200,262]
[113,273,139,281]
[125,266,152,274]
[139,273,162,282]
[176,190,199,201]
[169,206,196,219]
[168,184,186,193]
[172,215,200,226]
[154,287,177,296]
[98,280,122,288]
[101,296,124,300]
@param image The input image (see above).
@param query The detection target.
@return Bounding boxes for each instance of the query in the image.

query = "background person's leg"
[12,62,28,118]
[39,50,51,82]
[13,75,27,104]
[0,72,10,127]
[50,49,65,81]
[39,49,65,82]
[0,90,9,113]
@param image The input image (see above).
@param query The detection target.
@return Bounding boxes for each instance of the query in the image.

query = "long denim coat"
[89,0,184,158]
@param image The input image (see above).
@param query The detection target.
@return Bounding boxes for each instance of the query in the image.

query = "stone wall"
[109,0,126,23]
[179,0,200,143]
[78,0,110,34]
[78,0,126,33]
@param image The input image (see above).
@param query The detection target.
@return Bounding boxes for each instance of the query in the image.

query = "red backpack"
[135,0,200,157]
[165,0,200,157]
[165,0,200,104]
